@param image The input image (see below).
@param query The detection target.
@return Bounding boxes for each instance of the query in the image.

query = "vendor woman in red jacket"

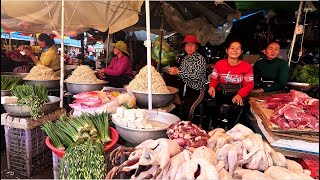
[208,40,254,129]
[97,41,133,88]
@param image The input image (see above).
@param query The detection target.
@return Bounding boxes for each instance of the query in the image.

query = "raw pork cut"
[306,104,319,118]
[290,89,310,103]
[270,115,290,129]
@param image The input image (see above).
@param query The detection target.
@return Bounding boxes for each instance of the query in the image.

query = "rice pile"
[65,65,105,84]
[127,65,169,93]
[24,64,59,80]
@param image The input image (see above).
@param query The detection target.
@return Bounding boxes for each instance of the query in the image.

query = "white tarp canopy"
[1,0,150,109]
[1,1,144,35]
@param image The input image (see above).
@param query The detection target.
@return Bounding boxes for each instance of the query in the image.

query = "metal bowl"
[130,86,179,108]
[1,72,28,79]
[1,90,11,96]
[65,81,108,95]
[23,79,60,90]
[112,110,180,145]
[287,82,316,91]
[3,96,60,117]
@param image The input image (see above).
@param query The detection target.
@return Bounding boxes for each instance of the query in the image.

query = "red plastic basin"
[45,127,119,158]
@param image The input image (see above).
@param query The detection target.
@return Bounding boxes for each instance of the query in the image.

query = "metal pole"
[8,31,11,50]
[288,0,304,67]
[106,31,110,65]
[80,34,84,64]
[145,0,153,110]
[157,14,164,72]
[59,0,65,108]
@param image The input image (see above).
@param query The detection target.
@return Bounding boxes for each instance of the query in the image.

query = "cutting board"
[249,97,319,135]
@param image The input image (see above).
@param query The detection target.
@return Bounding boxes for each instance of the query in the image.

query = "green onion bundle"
[41,121,64,150]
[42,112,111,149]
[90,112,111,144]
[60,140,106,179]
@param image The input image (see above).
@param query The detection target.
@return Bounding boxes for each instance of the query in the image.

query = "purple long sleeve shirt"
[104,55,132,76]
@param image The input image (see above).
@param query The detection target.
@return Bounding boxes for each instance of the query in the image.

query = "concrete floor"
[1,150,54,179]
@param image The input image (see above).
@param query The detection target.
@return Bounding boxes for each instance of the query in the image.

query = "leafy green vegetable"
[1,76,21,90]
[11,84,48,119]
[289,65,319,85]
[289,65,301,82]
[151,37,178,66]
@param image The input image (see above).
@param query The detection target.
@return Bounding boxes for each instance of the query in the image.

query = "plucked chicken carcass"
[264,166,314,180]
[263,142,287,168]
[287,159,304,173]
[238,134,277,171]
[226,124,254,140]
[175,158,219,180]
[219,168,233,180]
[215,143,242,175]
[286,159,312,176]
[157,149,191,179]
[106,138,181,179]
[207,128,233,151]
[191,146,217,165]
[233,168,273,180]
[159,146,217,179]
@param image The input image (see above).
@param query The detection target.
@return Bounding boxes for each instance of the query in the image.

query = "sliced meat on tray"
[274,103,304,116]
[283,107,304,121]
[290,89,310,103]
[263,90,319,130]
[270,115,290,129]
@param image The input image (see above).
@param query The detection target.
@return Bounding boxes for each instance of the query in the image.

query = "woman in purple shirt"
[97,41,133,88]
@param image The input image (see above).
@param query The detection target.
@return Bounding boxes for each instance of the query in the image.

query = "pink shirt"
[104,55,132,76]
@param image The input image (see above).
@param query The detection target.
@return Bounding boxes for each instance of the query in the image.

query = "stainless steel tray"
[1,90,11,96]
[112,110,180,145]
[130,86,179,108]
[23,79,60,90]
[1,72,28,79]
[287,82,316,91]
[3,96,60,117]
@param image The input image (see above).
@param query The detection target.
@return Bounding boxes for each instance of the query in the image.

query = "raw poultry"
[106,123,315,180]
[207,128,233,151]
[233,168,273,180]
[264,166,314,180]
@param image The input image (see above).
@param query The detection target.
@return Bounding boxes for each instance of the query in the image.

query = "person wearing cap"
[167,34,207,122]
[17,33,60,76]
[97,41,133,88]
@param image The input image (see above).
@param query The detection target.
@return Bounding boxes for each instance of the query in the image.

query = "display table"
[247,92,319,160]
[247,112,319,160]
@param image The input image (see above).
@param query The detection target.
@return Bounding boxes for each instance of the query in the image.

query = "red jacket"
[209,59,254,98]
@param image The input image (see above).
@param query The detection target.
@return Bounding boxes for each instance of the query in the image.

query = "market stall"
[1,1,319,180]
